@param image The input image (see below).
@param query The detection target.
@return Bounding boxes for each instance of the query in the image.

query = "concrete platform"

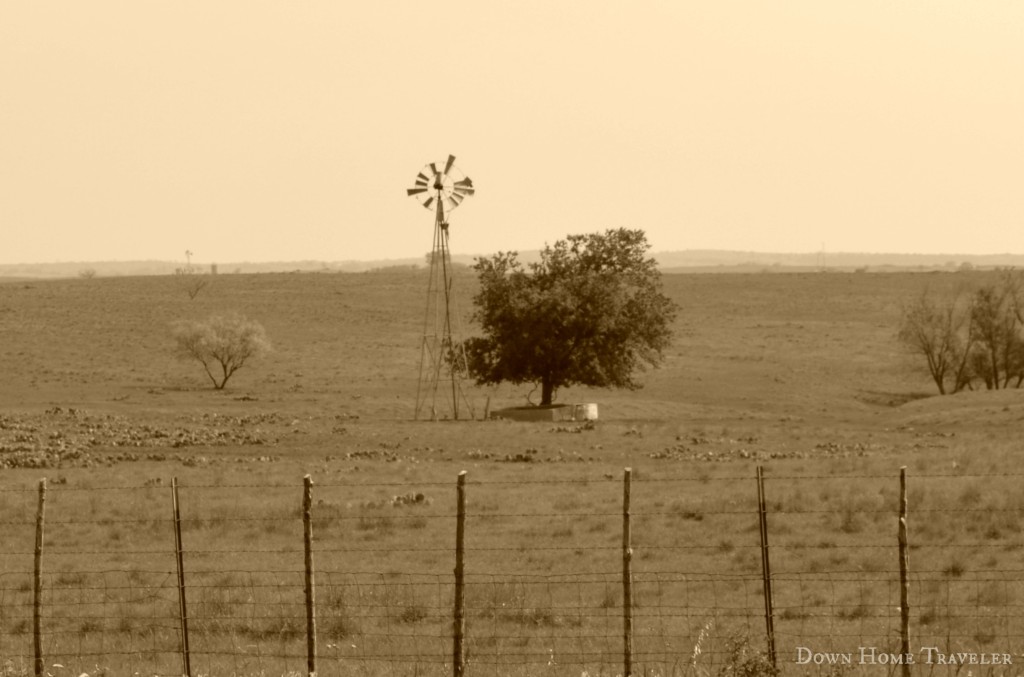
[489,404,597,422]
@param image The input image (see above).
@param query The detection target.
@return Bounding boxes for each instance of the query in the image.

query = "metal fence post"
[623,467,634,677]
[171,477,192,677]
[33,478,46,677]
[756,466,777,668]
[899,466,910,677]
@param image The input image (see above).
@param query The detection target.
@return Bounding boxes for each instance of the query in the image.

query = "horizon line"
[3,248,1024,268]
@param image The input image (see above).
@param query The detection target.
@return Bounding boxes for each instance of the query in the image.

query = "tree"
[967,273,1024,389]
[175,266,207,300]
[172,313,271,389]
[463,228,677,406]
[174,249,208,299]
[898,289,974,395]
[899,271,1024,394]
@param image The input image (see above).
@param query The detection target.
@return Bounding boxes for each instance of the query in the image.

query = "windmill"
[406,155,476,420]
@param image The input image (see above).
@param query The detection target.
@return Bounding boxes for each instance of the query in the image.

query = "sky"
[2,1,1022,265]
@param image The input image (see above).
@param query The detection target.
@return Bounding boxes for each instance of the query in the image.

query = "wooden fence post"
[623,467,634,677]
[33,478,46,677]
[453,471,467,677]
[171,477,192,677]
[756,466,777,669]
[899,467,910,677]
[303,474,317,676]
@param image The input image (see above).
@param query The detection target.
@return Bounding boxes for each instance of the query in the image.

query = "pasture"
[2,269,1023,676]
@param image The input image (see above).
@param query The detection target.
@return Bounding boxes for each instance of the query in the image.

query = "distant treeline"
[2,250,1022,279]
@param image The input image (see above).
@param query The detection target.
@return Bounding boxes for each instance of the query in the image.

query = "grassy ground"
[2,269,1024,676]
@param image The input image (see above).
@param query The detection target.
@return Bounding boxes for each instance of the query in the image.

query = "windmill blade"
[406,159,473,214]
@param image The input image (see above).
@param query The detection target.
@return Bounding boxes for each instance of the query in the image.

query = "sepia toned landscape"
[5,0,1023,673]
[2,267,1023,676]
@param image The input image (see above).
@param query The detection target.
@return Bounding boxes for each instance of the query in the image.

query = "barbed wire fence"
[2,467,1023,676]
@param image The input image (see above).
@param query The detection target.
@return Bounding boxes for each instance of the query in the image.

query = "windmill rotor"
[406,154,474,213]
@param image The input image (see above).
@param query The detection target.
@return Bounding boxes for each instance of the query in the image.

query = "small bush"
[398,604,428,624]
[598,587,621,609]
[357,515,394,537]
[718,636,780,677]
[322,614,359,640]
[669,500,705,522]
[171,313,271,389]
[943,556,967,578]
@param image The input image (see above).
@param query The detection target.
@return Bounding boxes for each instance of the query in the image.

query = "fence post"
[303,474,317,677]
[453,470,467,677]
[622,467,634,677]
[756,466,777,669]
[171,477,192,677]
[33,478,46,677]
[899,467,910,677]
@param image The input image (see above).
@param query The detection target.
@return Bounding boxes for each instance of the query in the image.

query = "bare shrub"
[175,266,208,300]
[171,313,271,390]
[175,251,207,299]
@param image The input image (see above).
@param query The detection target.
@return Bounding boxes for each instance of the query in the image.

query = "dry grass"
[2,269,1023,675]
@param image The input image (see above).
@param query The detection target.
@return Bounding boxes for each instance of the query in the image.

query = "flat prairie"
[1,269,1022,676]
[2,268,1019,437]
[0,268,1004,417]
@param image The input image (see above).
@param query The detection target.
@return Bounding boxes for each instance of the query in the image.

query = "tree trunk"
[541,377,554,406]
[925,353,946,394]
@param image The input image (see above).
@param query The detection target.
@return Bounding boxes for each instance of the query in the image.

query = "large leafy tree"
[463,228,677,405]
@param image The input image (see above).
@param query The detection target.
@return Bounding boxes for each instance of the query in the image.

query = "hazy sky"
[2,2,1022,265]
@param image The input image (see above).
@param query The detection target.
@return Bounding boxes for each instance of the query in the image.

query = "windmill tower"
[406,155,476,420]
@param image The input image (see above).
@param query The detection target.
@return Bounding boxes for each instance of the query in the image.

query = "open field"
[3,269,1024,676]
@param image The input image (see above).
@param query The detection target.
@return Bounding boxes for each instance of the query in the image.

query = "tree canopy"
[463,228,677,405]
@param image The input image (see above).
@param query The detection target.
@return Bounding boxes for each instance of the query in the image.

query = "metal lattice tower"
[406,155,476,420]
